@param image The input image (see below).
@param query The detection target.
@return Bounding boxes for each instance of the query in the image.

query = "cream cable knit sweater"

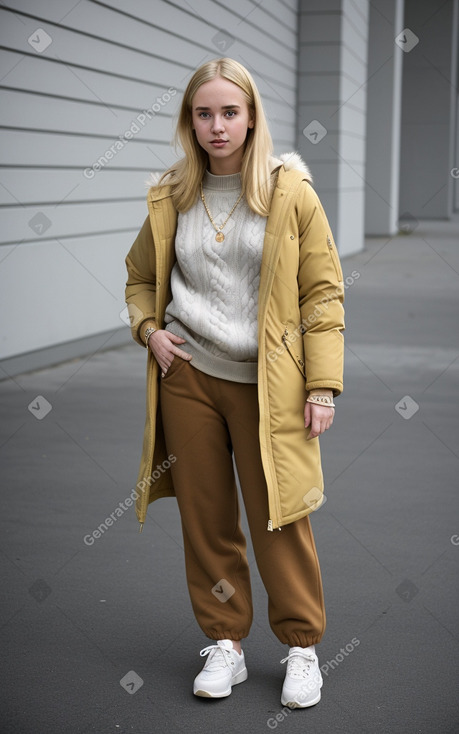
[164,170,267,383]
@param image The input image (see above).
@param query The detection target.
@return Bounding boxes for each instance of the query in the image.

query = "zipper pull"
[267,519,273,531]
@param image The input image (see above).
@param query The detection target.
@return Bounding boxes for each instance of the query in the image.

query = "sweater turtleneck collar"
[202,170,241,191]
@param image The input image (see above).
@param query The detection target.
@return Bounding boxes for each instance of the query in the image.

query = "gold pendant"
[215,231,225,242]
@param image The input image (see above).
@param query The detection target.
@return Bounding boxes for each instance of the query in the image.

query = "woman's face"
[191,76,254,175]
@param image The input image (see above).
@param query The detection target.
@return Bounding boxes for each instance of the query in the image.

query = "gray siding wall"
[0,0,298,367]
[297,0,369,257]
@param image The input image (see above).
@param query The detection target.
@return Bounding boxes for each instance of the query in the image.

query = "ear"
[248,118,254,129]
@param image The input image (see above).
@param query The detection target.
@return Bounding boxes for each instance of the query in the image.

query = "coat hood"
[270,152,313,183]
[144,151,312,189]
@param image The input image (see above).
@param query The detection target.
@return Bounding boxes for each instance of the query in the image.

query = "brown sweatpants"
[159,357,326,648]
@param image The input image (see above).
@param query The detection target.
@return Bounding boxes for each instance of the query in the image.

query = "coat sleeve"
[125,214,158,348]
[296,181,345,396]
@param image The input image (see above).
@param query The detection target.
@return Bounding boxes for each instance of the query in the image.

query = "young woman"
[125,57,345,708]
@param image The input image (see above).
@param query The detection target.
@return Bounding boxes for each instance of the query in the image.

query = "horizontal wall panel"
[102,0,298,66]
[106,0,297,49]
[0,10,193,88]
[249,0,297,28]
[0,232,134,359]
[2,199,148,246]
[0,169,155,206]
[0,50,181,111]
[1,3,206,69]
[0,90,178,140]
[0,130,177,169]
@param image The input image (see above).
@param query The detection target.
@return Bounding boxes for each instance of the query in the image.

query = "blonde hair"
[160,58,274,216]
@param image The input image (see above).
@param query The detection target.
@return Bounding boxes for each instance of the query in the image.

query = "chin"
[208,146,231,155]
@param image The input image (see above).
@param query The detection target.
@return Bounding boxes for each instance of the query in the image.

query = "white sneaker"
[193,639,248,698]
[280,645,323,708]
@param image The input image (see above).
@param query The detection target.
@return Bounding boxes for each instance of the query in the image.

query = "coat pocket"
[282,327,306,378]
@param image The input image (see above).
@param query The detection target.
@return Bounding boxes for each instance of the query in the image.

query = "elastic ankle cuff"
[280,636,322,648]
[202,630,249,642]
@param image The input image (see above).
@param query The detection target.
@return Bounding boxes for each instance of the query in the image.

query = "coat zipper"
[326,234,343,280]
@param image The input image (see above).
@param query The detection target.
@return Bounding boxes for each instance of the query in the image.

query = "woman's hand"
[304,397,335,439]
[147,330,192,374]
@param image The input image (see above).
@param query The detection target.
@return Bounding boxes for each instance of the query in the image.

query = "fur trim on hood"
[144,151,312,189]
[270,152,313,183]
[145,170,165,188]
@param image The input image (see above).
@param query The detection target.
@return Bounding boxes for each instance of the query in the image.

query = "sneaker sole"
[194,668,248,698]
[281,690,321,708]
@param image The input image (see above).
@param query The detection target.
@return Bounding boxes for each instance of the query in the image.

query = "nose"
[211,115,225,134]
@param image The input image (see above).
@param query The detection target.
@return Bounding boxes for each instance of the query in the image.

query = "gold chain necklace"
[200,182,244,242]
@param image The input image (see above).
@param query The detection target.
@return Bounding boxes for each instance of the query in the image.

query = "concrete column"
[399,0,459,219]
[364,0,404,235]
[297,0,370,256]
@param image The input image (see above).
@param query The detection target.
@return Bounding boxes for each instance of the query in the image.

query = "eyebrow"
[194,105,241,110]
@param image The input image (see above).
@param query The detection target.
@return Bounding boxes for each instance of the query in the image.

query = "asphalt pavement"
[1,218,458,734]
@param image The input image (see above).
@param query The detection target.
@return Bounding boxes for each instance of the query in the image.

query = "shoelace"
[280,649,317,678]
[199,643,234,672]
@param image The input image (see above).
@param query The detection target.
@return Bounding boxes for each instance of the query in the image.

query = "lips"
[211,139,228,144]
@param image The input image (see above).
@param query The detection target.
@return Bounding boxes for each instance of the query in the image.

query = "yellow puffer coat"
[125,153,345,530]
